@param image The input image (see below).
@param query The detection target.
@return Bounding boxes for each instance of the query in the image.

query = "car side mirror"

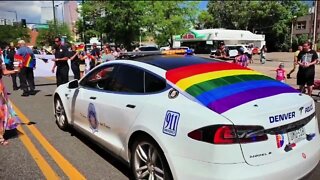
[68,80,79,89]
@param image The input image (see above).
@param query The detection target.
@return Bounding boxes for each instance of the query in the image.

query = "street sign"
[35,24,49,29]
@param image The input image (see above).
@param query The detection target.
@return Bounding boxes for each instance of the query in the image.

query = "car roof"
[132,55,219,70]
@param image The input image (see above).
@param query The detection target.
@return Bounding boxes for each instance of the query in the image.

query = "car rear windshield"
[136,55,219,70]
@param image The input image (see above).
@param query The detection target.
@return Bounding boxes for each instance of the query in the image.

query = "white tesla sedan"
[53,55,320,180]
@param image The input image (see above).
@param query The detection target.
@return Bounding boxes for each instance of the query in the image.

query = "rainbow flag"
[14,54,24,63]
[166,62,299,114]
[23,54,35,68]
[76,44,85,52]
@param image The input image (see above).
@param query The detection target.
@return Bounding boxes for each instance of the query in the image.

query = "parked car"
[54,54,320,180]
[211,44,249,58]
[139,46,159,51]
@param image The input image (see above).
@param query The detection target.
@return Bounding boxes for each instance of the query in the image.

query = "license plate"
[287,127,306,143]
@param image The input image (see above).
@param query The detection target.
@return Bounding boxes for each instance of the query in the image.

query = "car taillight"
[188,125,268,144]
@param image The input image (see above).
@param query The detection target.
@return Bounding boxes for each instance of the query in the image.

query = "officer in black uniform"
[52,37,69,86]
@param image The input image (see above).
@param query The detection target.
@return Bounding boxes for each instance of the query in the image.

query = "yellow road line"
[12,102,86,180]
[16,125,59,179]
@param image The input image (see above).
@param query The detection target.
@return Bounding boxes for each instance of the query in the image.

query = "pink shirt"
[276,68,285,81]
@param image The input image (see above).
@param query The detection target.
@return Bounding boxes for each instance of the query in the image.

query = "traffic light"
[21,19,26,28]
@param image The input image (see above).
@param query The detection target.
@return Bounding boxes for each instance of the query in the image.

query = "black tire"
[54,96,69,131]
[130,136,173,180]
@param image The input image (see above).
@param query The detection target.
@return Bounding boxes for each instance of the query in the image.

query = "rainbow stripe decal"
[23,54,35,68]
[166,63,299,114]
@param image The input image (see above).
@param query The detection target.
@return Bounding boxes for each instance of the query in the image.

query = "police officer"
[52,37,69,86]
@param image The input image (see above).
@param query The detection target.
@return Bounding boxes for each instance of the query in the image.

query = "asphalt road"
[1,53,320,179]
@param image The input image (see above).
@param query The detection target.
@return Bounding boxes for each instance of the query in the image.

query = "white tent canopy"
[173,28,265,46]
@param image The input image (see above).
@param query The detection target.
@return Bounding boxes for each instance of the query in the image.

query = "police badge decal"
[88,103,98,133]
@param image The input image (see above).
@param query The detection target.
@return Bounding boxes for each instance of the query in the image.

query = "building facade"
[292,5,320,40]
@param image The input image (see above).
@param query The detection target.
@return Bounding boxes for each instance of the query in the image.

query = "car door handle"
[126,104,136,108]
[90,96,97,100]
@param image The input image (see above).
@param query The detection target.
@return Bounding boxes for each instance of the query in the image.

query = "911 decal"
[163,111,180,136]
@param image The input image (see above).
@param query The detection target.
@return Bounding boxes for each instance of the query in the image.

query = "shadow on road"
[35,83,57,87]
[69,129,135,180]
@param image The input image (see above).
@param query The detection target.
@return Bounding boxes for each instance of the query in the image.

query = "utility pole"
[313,0,318,50]
[52,0,56,29]
[82,0,86,50]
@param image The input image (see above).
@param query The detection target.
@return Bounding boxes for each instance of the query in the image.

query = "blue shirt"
[16,46,36,68]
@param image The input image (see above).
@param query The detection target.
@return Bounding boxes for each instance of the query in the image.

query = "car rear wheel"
[54,97,69,131]
[131,136,173,180]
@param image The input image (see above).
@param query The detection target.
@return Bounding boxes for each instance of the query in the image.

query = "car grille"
[265,112,316,135]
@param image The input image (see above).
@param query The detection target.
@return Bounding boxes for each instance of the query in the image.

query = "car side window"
[80,65,116,90]
[144,72,167,93]
[109,65,144,93]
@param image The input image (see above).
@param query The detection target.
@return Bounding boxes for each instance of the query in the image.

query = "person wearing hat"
[16,40,36,96]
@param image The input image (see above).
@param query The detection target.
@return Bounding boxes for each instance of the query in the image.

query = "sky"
[0,1,66,24]
[0,1,313,24]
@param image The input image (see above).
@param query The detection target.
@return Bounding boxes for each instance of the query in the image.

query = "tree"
[142,1,200,47]
[77,1,200,49]
[36,21,73,47]
[205,1,308,51]
[0,25,30,47]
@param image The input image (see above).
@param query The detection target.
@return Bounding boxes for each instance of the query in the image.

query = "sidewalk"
[199,52,319,89]
[249,52,320,89]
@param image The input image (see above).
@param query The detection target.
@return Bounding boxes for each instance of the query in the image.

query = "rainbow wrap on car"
[166,63,299,114]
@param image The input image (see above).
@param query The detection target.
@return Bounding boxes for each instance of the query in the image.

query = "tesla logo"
[163,111,180,136]
[302,153,306,159]
[299,107,304,115]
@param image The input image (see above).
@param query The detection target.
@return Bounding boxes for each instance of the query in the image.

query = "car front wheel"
[131,136,173,180]
[54,97,69,131]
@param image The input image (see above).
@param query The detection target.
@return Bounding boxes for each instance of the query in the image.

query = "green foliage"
[142,1,199,47]
[0,25,30,47]
[77,1,199,49]
[292,34,308,50]
[36,21,73,47]
[205,0,308,51]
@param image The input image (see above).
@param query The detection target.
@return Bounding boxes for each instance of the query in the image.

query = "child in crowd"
[276,62,286,83]
[234,47,249,67]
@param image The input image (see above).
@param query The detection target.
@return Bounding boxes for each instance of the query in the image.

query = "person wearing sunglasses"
[52,37,69,86]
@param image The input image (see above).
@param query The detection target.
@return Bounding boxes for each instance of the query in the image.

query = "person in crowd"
[234,47,249,67]
[78,51,87,79]
[6,43,19,90]
[3,46,10,65]
[101,45,115,62]
[69,44,81,80]
[90,43,100,69]
[214,42,229,60]
[287,45,302,79]
[51,37,69,87]
[16,40,36,96]
[276,62,286,83]
[32,46,40,54]
[297,41,318,96]
[260,45,267,64]
[247,44,253,63]
[0,57,21,145]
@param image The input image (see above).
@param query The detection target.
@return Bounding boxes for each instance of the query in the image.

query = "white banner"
[34,55,90,77]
